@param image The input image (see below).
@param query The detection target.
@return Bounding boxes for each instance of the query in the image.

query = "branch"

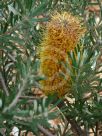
[3,77,27,113]
[0,72,9,96]
[4,49,17,62]
[62,122,69,136]
[83,91,102,101]
[67,117,83,136]
[38,124,56,136]
[95,122,99,136]
[19,96,42,99]
[14,116,56,136]
[58,98,83,136]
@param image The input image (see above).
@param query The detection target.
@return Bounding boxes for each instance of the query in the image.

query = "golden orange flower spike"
[39,12,85,97]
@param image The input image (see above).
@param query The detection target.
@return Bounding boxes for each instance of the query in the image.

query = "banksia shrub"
[40,12,85,97]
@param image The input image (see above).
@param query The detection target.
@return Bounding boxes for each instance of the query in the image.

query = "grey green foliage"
[0,0,102,136]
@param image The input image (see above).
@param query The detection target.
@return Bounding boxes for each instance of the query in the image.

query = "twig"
[95,122,99,136]
[19,95,43,99]
[3,77,27,113]
[19,96,43,103]
[0,128,6,136]
[37,124,56,136]
[62,121,69,136]
[4,49,17,62]
[67,117,83,136]
[83,91,102,101]
[0,72,9,96]
[14,115,56,136]
[58,99,83,136]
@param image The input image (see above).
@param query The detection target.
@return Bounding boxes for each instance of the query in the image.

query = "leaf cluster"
[0,0,102,136]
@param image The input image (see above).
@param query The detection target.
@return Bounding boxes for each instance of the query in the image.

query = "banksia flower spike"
[40,12,85,97]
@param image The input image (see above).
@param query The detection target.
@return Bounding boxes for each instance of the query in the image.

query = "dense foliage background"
[0,0,102,136]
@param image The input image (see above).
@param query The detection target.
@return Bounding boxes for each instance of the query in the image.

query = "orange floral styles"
[39,12,85,97]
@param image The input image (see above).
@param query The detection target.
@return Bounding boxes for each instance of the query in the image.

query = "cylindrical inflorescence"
[40,12,85,97]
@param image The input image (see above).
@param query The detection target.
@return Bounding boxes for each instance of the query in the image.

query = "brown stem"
[62,121,69,136]
[0,71,9,96]
[95,122,99,136]
[37,124,56,136]
[67,117,83,136]
[57,99,84,136]
[3,77,28,113]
